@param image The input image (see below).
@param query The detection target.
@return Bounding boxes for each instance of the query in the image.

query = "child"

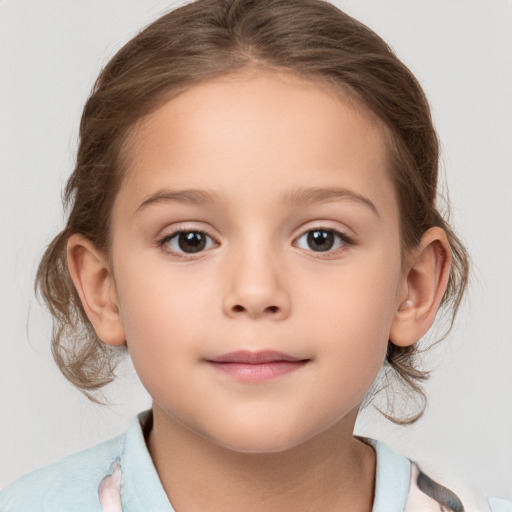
[0,0,509,510]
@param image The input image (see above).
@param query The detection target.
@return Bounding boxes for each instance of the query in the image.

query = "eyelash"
[295,227,354,259]
[157,228,214,260]
[157,226,355,260]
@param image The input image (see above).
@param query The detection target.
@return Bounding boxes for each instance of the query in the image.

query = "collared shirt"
[0,410,509,512]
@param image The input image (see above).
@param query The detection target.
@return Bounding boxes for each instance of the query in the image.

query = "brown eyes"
[159,228,353,257]
[175,231,209,253]
[160,229,215,254]
[295,229,353,253]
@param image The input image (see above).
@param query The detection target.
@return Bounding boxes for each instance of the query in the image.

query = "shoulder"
[365,437,511,512]
[406,462,512,512]
[405,461,467,511]
[0,431,125,512]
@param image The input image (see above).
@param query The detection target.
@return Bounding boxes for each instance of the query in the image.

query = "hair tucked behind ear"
[36,0,469,420]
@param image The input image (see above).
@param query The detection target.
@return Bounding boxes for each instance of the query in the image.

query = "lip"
[208,350,305,364]
[206,350,309,382]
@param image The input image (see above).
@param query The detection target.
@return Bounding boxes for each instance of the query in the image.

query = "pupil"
[307,230,334,252]
[178,232,206,253]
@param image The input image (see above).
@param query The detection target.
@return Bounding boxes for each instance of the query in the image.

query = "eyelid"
[294,220,354,241]
[157,224,219,259]
[292,225,355,256]
[158,219,219,238]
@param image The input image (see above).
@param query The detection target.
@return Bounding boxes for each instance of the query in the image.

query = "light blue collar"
[120,410,175,511]
[361,437,411,512]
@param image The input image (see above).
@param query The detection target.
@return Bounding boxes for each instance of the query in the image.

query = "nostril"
[229,303,284,317]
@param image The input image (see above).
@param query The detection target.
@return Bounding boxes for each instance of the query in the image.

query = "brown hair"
[36,0,469,422]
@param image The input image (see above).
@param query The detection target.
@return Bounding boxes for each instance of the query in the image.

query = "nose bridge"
[222,229,290,319]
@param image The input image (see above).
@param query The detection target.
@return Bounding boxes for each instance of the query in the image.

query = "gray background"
[1,0,511,498]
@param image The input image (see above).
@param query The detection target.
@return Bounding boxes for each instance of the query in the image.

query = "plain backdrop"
[1,0,511,500]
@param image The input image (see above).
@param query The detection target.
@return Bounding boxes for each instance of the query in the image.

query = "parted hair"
[36,0,469,423]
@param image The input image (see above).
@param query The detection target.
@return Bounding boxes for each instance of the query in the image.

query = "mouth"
[205,350,310,382]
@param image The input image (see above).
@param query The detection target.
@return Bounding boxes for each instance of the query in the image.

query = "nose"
[222,243,291,321]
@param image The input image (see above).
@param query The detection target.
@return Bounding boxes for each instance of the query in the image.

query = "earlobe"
[390,227,451,347]
[67,234,126,346]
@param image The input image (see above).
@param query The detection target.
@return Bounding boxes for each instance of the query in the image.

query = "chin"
[214,434,305,454]
[202,419,319,455]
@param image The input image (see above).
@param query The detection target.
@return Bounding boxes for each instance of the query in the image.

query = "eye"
[159,229,217,255]
[295,228,353,253]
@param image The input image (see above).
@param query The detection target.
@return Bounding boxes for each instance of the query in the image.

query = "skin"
[68,69,451,511]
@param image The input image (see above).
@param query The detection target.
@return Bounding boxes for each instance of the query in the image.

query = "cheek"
[113,262,210,373]
[307,255,402,386]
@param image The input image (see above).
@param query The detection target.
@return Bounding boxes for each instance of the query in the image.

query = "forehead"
[117,69,396,216]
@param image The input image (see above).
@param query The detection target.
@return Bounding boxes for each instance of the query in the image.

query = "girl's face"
[110,70,407,452]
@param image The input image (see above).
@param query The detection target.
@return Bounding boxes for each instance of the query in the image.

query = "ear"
[390,227,451,347]
[67,234,126,346]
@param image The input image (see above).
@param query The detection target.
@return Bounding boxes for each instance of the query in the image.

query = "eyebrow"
[283,187,379,216]
[135,186,379,216]
[136,188,221,212]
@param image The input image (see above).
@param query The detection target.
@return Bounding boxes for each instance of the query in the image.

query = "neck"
[147,404,376,512]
